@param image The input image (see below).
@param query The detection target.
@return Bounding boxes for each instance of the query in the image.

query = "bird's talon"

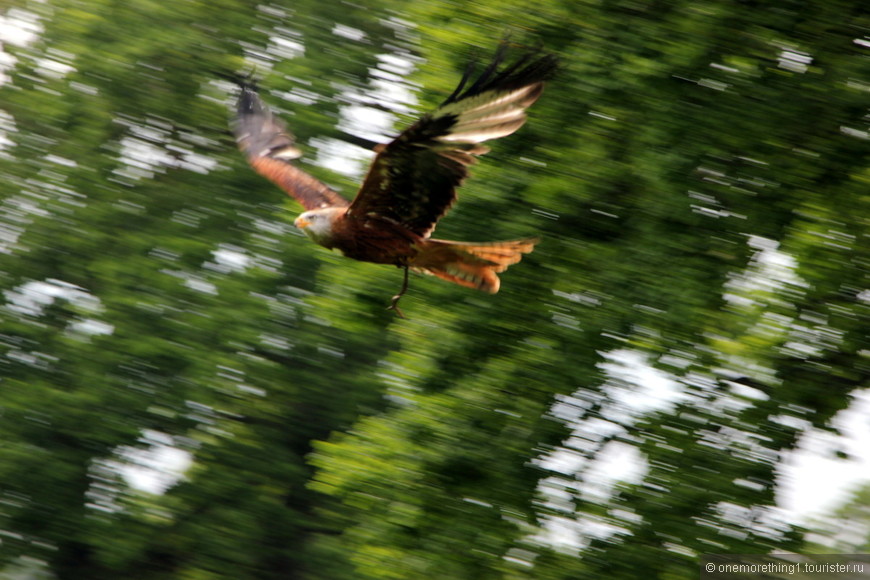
[385,266,410,318]
[387,295,406,319]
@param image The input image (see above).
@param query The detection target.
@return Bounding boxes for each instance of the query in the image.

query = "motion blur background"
[0,0,868,578]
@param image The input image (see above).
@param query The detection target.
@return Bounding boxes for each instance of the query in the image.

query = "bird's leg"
[387,265,410,319]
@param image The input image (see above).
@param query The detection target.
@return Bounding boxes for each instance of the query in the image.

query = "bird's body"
[294,207,418,265]
[233,44,557,314]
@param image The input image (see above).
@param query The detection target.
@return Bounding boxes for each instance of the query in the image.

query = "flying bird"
[233,45,557,317]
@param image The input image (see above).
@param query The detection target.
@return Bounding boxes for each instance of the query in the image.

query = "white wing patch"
[436,84,542,144]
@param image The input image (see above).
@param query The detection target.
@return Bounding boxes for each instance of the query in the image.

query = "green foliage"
[0,0,867,578]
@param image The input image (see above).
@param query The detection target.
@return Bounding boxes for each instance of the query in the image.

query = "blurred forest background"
[0,0,868,578]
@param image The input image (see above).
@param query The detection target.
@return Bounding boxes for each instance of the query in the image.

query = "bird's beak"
[294,216,310,229]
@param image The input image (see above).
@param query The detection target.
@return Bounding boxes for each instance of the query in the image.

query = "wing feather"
[346,47,558,238]
[233,85,349,210]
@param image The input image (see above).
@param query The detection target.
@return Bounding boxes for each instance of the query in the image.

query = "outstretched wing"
[233,85,349,210]
[346,47,558,238]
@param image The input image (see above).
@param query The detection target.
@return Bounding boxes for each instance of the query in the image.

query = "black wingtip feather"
[232,83,304,163]
[236,83,264,118]
[443,45,559,106]
[444,59,477,105]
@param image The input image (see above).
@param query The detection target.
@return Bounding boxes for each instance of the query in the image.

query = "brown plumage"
[233,44,557,316]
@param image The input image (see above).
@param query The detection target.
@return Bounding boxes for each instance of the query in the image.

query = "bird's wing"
[233,85,350,210]
[346,47,558,238]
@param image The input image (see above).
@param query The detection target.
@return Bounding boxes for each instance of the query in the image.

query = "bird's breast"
[325,216,420,265]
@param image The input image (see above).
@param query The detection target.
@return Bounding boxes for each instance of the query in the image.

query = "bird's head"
[294,207,342,246]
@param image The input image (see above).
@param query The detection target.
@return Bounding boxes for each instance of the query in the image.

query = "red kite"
[233,45,556,316]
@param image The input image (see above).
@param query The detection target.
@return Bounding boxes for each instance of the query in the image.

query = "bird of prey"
[233,45,557,317]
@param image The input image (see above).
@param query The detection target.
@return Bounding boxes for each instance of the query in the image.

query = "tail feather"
[411,238,538,293]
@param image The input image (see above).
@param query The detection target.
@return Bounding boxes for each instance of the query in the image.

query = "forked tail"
[411,238,538,293]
